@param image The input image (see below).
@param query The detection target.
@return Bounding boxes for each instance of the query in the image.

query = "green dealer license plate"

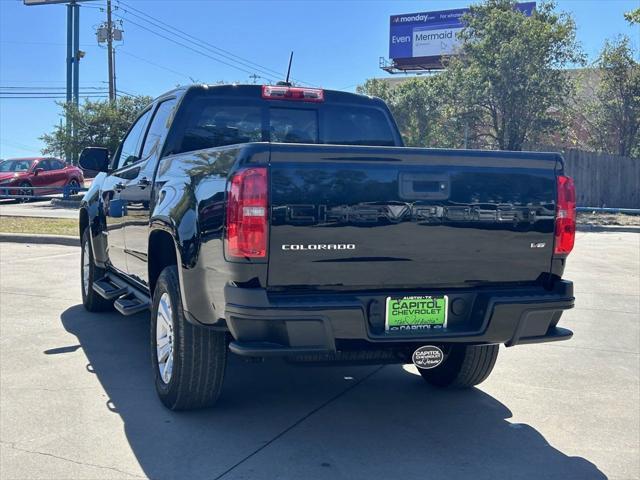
[385,295,448,332]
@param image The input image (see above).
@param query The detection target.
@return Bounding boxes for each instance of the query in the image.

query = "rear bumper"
[225,280,574,357]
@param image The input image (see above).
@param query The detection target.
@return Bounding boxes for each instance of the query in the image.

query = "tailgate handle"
[399,173,450,200]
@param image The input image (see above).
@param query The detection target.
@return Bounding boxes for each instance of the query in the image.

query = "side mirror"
[79,147,110,173]
[33,168,44,176]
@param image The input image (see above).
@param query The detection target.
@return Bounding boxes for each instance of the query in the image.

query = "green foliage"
[358,76,465,147]
[448,0,584,150]
[40,95,153,162]
[624,8,640,25]
[586,36,640,157]
[359,1,583,151]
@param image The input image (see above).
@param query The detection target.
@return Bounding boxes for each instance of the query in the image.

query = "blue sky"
[1,0,638,159]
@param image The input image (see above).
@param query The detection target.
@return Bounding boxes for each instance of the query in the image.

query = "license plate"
[385,295,448,332]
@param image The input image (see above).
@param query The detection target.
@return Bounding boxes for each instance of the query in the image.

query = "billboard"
[388,2,536,70]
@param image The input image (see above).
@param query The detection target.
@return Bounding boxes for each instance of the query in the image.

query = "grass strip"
[0,216,77,237]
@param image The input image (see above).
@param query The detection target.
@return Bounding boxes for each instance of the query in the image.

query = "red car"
[0,157,84,198]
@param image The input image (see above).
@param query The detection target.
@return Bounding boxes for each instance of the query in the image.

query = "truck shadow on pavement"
[60,305,606,480]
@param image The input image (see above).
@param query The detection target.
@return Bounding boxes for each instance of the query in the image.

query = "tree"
[624,7,640,25]
[586,36,640,157]
[359,1,583,151]
[41,95,153,162]
[357,76,466,148]
[445,0,584,150]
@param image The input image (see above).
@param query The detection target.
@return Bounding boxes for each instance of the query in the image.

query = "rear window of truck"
[171,97,396,154]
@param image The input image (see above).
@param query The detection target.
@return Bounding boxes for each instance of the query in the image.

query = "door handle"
[137,177,151,189]
[114,182,126,192]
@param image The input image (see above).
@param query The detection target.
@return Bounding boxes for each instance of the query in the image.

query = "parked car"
[79,84,576,411]
[0,157,84,199]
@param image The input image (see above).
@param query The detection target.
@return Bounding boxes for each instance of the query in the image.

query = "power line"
[110,12,277,83]
[116,0,291,82]
[115,1,313,85]
[0,95,109,99]
[117,49,193,81]
[0,86,110,90]
[0,140,41,152]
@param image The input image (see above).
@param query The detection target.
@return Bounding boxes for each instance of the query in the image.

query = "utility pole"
[97,1,122,101]
[112,48,117,99]
[106,0,114,101]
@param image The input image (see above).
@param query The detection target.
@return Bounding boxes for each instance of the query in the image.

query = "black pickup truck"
[79,84,576,411]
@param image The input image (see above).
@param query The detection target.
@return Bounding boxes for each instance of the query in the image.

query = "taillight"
[262,85,324,102]
[225,167,268,259]
[554,175,576,255]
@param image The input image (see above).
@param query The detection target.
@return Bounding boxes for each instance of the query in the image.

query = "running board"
[95,271,151,316]
[114,295,150,316]
[93,278,128,300]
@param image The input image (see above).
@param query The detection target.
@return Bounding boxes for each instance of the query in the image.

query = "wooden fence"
[561,149,639,208]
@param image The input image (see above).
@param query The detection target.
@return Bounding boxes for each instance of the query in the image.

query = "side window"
[49,159,64,170]
[140,98,177,159]
[114,109,152,170]
[177,103,263,154]
[36,160,50,171]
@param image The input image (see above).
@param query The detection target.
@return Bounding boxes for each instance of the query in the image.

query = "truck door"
[121,98,177,284]
[101,108,153,274]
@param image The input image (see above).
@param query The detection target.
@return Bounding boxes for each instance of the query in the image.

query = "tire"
[418,344,499,388]
[81,228,114,312]
[151,266,227,411]
[18,181,32,203]
[67,179,80,195]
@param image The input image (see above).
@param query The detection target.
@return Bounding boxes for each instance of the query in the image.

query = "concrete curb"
[577,224,640,233]
[50,198,81,209]
[0,233,79,247]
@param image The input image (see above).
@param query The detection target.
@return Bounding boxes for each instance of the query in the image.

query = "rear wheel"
[418,344,499,388]
[81,228,113,312]
[151,266,227,411]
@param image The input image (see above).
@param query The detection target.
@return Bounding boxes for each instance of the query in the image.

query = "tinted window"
[270,108,318,144]
[178,102,262,153]
[115,109,152,169]
[37,160,51,171]
[323,107,395,146]
[141,98,177,158]
[49,159,65,170]
[170,95,397,155]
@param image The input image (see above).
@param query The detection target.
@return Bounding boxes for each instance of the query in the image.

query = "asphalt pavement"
[0,231,638,480]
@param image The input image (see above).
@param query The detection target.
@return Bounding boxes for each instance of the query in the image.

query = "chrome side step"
[93,278,128,300]
[94,272,151,316]
[114,295,150,316]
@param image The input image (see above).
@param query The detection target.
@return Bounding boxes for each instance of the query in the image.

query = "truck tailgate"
[267,145,560,289]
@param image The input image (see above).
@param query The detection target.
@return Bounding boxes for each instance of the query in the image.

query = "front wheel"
[67,179,80,195]
[151,266,227,411]
[18,181,32,203]
[418,344,499,388]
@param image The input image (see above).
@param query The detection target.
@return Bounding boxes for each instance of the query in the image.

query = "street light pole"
[72,1,80,163]
[72,2,79,107]
[66,2,73,162]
